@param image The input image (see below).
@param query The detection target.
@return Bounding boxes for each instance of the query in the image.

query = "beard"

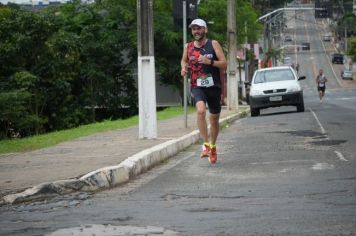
[194,32,206,41]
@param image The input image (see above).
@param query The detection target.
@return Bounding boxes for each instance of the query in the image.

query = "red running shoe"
[200,143,211,158]
[209,146,217,164]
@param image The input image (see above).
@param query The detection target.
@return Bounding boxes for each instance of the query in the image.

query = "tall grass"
[0,106,195,154]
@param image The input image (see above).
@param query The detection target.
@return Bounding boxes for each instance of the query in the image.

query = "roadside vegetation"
[0,106,195,154]
[0,0,262,141]
[1,0,354,142]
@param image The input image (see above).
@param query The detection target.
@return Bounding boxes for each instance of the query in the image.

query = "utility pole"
[227,0,238,110]
[137,0,157,139]
[183,0,188,128]
[345,25,347,53]
[243,21,248,98]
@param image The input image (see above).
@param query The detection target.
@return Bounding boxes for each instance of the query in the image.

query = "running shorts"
[191,87,221,114]
[317,86,326,92]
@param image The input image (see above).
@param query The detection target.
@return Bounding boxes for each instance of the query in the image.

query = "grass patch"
[0,106,195,154]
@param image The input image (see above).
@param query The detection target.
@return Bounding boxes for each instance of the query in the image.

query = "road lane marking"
[334,150,348,162]
[309,109,348,162]
[312,163,334,170]
[309,108,326,135]
[249,160,311,165]
[336,97,356,101]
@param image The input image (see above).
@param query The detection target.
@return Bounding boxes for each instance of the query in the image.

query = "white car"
[248,66,306,117]
[341,70,353,80]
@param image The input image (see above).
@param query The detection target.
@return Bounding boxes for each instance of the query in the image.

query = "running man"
[180,19,227,164]
[316,69,327,103]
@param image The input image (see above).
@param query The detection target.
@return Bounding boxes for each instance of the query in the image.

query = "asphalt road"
[1,7,356,236]
[1,86,355,236]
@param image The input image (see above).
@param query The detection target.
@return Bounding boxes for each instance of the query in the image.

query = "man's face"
[191,25,207,41]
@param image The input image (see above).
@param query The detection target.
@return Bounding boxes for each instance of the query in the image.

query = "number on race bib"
[197,76,214,87]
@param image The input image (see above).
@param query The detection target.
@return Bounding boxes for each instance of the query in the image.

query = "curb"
[2,109,248,205]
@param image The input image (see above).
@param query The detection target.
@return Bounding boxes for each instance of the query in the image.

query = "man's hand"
[181,66,188,77]
[198,55,210,65]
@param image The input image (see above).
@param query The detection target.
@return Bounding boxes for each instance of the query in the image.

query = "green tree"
[153,0,184,100]
[198,0,263,45]
[153,0,262,99]
[0,91,37,138]
[0,0,263,139]
[11,71,47,135]
[349,37,356,61]
[0,7,55,137]
[0,1,138,138]
[338,13,356,40]
[74,1,137,121]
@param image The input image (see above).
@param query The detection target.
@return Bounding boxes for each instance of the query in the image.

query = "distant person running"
[316,69,327,103]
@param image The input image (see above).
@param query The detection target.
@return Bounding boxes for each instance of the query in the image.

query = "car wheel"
[297,100,305,112]
[251,107,260,117]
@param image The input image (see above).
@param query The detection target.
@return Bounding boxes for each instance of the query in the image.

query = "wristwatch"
[210,58,214,65]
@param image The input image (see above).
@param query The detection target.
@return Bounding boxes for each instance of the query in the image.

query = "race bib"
[197,75,214,87]
[319,82,325,87]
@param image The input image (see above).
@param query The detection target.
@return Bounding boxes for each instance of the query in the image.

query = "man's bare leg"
[196,101,208,142]
[209,113,220,145]
[208,112,220,164]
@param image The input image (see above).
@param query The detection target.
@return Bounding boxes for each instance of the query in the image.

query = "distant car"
[323,35,331,41]
[341,69,353,80]
[248,66,306,117]
[283,57,293,66]
[284,35,293,42]
[301,42,310,50]
[332,53,344,64]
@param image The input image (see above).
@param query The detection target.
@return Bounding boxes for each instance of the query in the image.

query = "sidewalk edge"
[2,109,248,205]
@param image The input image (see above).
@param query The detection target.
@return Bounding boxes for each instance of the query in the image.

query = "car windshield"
[254,69,295,84]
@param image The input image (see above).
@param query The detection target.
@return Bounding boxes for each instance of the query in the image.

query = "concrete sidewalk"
[0,106,249,204]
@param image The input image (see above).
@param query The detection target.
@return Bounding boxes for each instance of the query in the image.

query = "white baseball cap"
[189,19,207,28]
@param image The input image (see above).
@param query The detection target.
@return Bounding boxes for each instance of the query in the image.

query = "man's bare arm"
[197,40,227,70]
[211,40,227,70]
[181,44,188,77]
